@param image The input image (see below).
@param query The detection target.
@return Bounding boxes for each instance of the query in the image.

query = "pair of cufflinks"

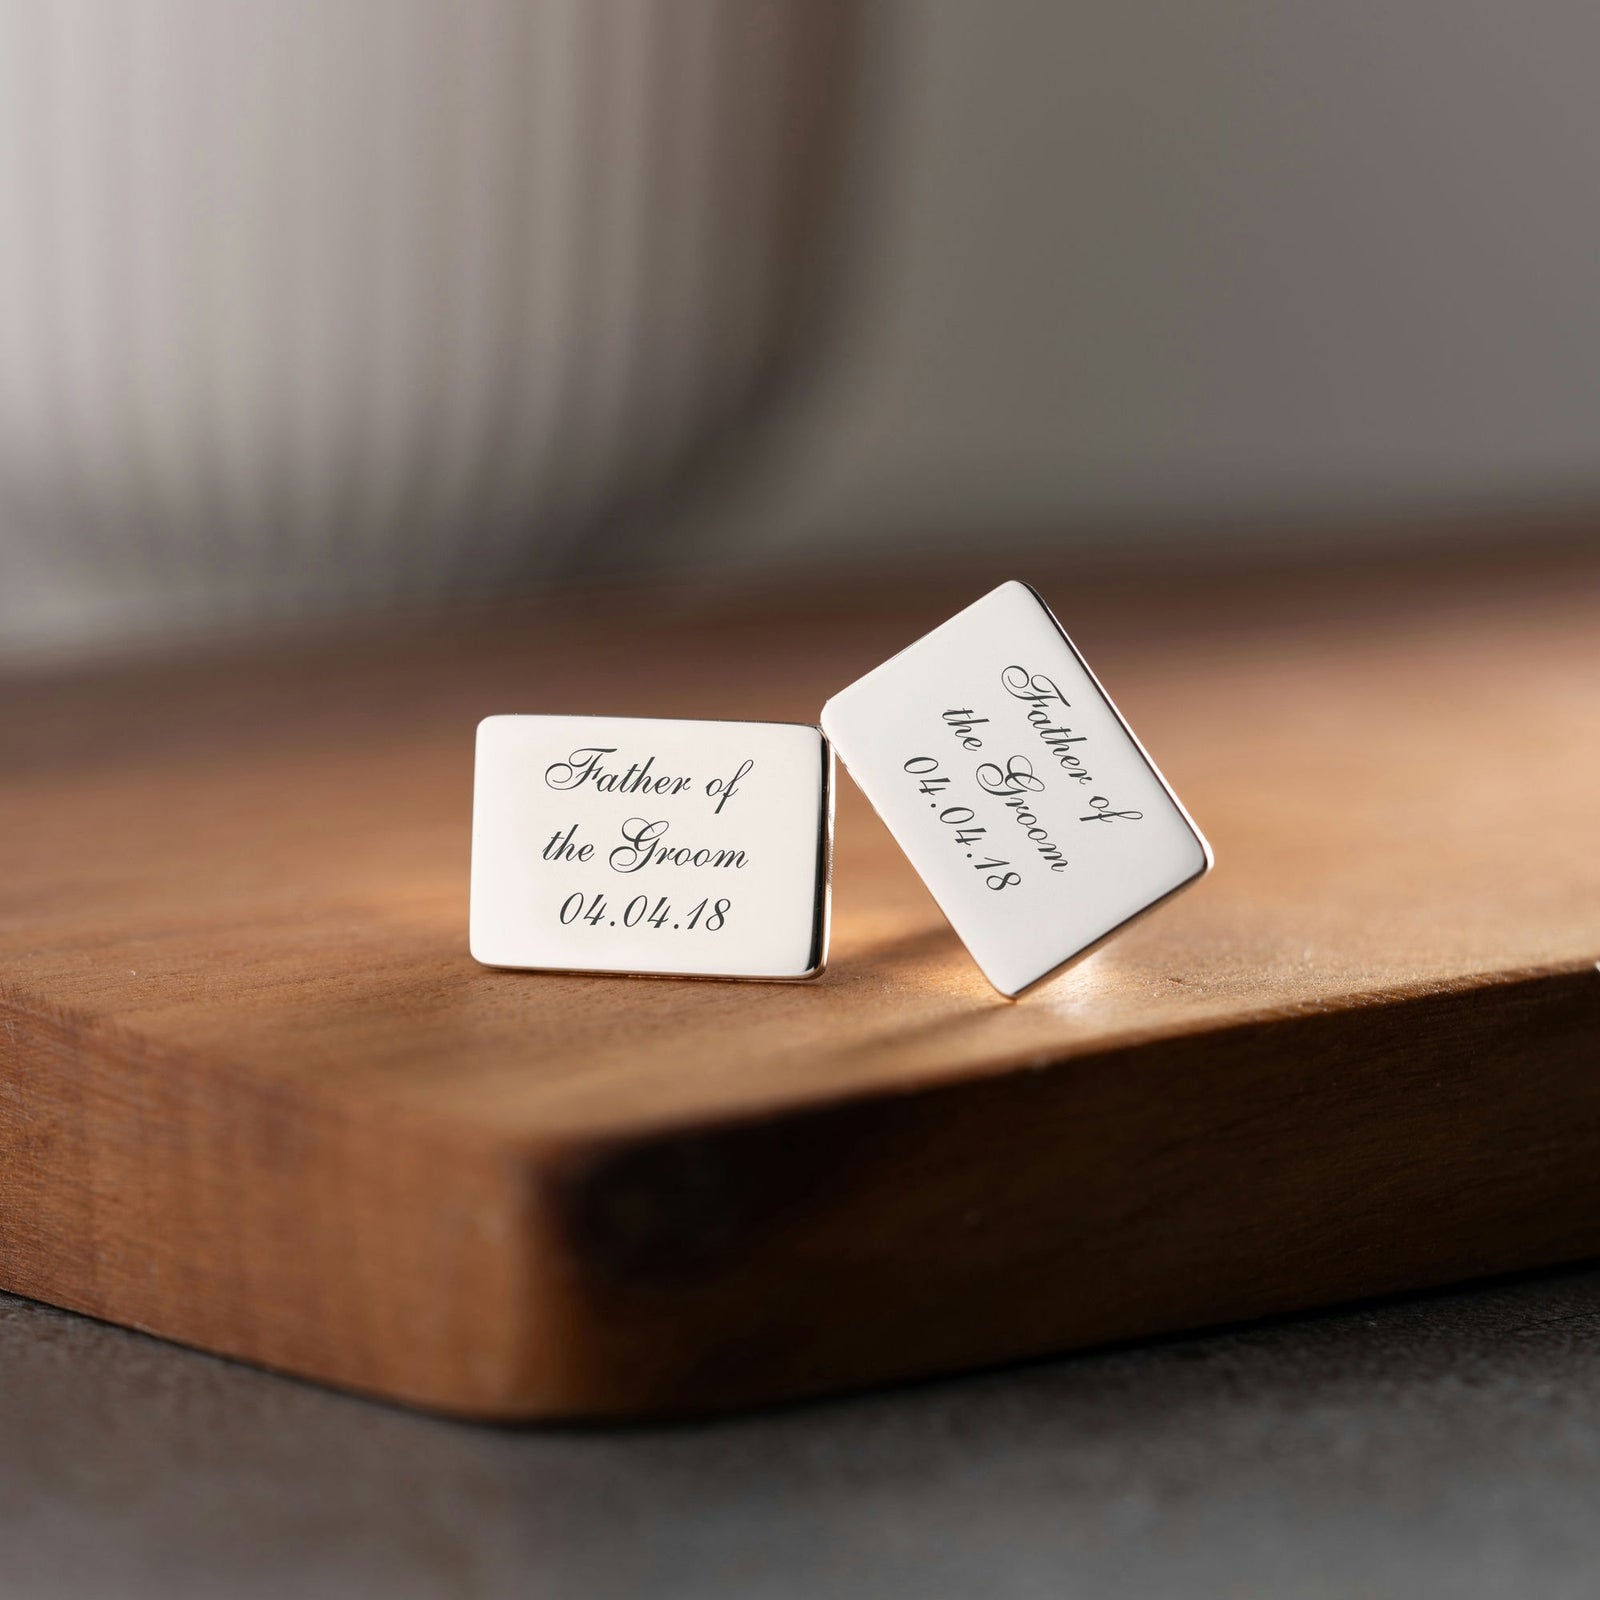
[470,581,1212,998]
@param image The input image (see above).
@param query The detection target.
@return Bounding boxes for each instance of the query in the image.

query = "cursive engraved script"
[1000,667,1095,786]
[974,755,1069,871]
[544,747,693,797]
[608,818,749,874]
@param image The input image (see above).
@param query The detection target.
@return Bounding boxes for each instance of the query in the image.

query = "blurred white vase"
[0,0,849,654]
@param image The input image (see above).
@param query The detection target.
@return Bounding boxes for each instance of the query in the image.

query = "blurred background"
[2,0,1599,660]
[5,12,1600,1595]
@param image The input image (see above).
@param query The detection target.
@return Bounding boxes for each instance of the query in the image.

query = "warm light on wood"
[1,549,1597,1418]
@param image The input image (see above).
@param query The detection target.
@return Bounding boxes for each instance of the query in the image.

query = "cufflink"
[821,581,1212,997]
[470,715,832,981]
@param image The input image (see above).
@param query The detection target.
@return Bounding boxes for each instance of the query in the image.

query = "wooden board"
[2,544,1599,1419]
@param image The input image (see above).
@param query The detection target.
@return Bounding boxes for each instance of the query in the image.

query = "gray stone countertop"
[5,1269,1600,1599]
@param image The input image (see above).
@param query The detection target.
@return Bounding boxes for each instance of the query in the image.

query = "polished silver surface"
[471,715,831,980]
[821,581,1211,997]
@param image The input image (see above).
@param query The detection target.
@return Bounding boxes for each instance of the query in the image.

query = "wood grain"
[2,545,1598,1418]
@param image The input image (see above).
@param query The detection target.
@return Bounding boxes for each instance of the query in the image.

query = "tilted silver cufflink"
[821,580,1212,996]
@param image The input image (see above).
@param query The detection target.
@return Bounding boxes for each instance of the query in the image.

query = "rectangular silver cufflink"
[470,715,832,980]
[821,580,1212,997]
